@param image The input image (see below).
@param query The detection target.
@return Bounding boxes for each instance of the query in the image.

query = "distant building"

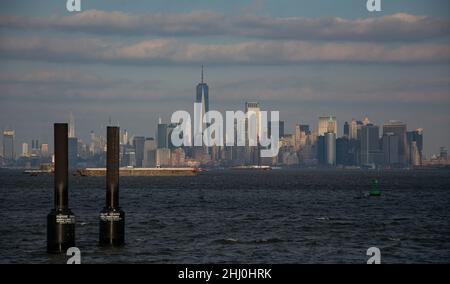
[30,139,40,156]
[143,138,157,167]
[360,124,381,166]
[32,139,39,150]
[123,147,136,167]
[317,135,326,165]
[407,128,423,166]
[410,141,421,166]
[21,143,29,157]
[40,143,49,158]
[245,102,261,144]
[363,116,370,126]
[294,124,302,151]
[281,151,299,166]
[122,129,129,145]
[325,132,336,166]
[157,120,168,149]
[382,132,399,166]
[68,138,78,169]
[2,129,15,163]
[343,121,349,138]
[196,65,209,134]
[383,121,408,165]
[171,148,186,167]
[319,116,337,136]
[350,118,358,140]
[156,148,171,167]
[336,137,350,166]
[133,136,145,167]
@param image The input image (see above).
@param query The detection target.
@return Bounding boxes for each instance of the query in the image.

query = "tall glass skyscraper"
[157,121,168,149]
[360,124,380,165]
[196,65,209,125]
[383,121,407,165]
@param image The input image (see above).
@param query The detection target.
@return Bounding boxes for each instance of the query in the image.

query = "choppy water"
[0,169,449,264]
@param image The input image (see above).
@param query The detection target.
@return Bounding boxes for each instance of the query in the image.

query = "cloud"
[234,13,450,41]
[0,10,229,37]
[0,36,449,65]
[0,69,127,87]
[0,10,449,41]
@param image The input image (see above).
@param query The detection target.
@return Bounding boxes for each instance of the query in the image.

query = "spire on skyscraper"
[201,65,204,84]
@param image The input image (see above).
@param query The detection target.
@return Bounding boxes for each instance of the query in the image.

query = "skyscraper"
[360,124,381,165]
[245,102,261,143]
[143,138,157,167]
[68,138,78,169]
[363,116,370,126]
[350,118,358,140]
[133,136,145,167]
[325,132,336,166]
[2,129,15,162]
[410,141,421,166]
[336,137,350,166]
[122,129,129,145]
[294,124,302,151]
[382,132,399,166]
[196,65,209,132]
[343,121,349,138]
[21,143,29,157]
[319,116,337,136]
[41,143,49,158]
[383,121,407,165]
[407,128,423,165]
[157,120,168,149]
[294,124,309,151]
[317,135,326,165]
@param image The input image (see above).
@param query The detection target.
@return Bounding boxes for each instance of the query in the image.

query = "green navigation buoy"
[370,178,381,196]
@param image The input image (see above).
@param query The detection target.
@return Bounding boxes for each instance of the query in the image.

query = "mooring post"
[47,123,75,253]
[99,126,125,246]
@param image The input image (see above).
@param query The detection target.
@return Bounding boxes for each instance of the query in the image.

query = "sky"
[0,0,449,157]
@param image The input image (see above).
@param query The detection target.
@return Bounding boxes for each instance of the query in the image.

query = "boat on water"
[231,165,272,170]
[74,167,199,176]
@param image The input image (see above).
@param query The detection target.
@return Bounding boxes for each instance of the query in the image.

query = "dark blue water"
[0,169,449,263]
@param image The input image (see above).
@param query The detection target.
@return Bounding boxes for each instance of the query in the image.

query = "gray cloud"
[234,13,450,41]
[0,10,449,41]
[0,70,128,87]
[0,36,449,65]
[0,10,228,37]
[1,67,448,106]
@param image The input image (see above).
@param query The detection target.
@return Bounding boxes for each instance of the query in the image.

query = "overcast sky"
[0,0,449,157]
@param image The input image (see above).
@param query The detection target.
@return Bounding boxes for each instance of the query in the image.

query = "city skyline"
[0,0,449,158]
[0,71,447,160]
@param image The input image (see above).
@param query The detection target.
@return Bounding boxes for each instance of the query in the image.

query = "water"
[0,169,449,264]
